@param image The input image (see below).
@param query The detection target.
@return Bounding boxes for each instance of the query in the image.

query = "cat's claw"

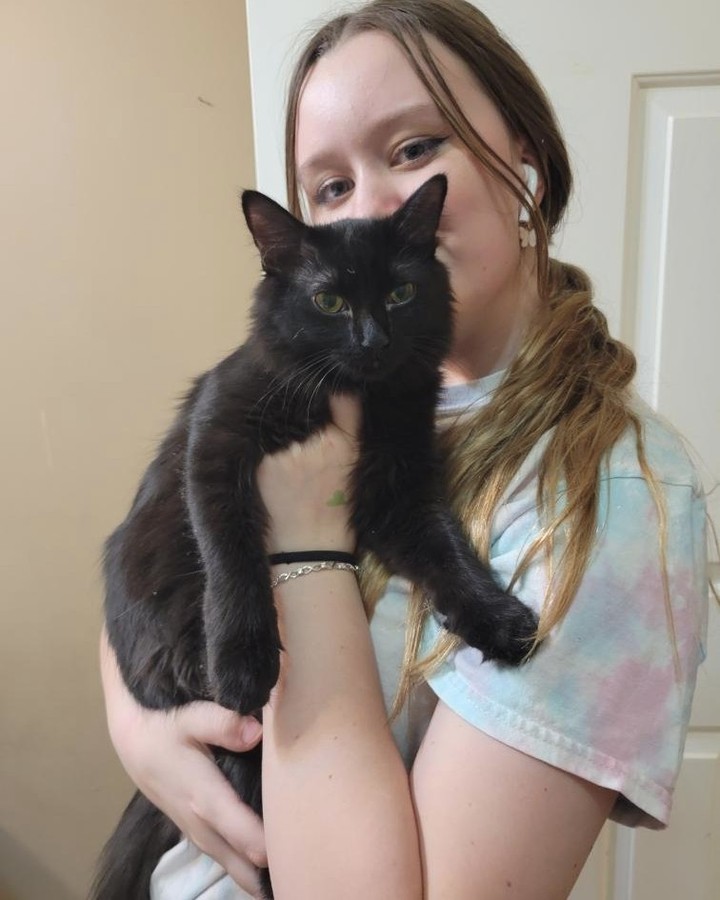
[448,592,540,666]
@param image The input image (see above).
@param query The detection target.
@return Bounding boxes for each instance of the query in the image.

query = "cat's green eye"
[313,291,346,315]
[388,283,416,306]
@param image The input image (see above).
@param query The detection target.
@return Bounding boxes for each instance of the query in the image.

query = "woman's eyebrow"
[298,100,445,179]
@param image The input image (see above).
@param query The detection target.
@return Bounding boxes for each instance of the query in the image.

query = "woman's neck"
[442,262,540,386]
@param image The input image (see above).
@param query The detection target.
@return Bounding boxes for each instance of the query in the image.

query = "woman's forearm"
[261,568,422,899]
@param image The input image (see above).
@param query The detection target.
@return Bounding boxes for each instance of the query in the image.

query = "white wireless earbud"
[519,164,538,223]
[523,163,538,197]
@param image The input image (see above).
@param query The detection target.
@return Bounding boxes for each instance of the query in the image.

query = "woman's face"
[295,30,540,381]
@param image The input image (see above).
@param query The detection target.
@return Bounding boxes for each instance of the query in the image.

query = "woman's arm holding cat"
[99,629,269,896]
[258,395,422,900]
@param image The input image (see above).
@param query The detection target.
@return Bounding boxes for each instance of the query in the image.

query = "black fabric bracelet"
[268,550,357,566]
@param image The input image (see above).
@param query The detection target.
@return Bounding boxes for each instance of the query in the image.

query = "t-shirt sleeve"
[422,444,708,828]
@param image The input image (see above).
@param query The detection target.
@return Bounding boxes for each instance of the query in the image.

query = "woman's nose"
[350,175,405,220]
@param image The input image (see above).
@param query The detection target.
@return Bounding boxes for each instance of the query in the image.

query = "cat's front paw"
[449,592,539,666]
[210,641,281,715]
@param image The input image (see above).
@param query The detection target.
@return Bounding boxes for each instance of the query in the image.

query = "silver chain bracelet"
[270,560,359,589]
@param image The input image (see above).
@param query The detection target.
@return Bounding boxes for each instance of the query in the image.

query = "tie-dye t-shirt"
[150,370,708,900]
[410,370,709,829]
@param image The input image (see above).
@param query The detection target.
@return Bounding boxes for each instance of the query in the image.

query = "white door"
[569,74,720,900]
[245,2,720,896]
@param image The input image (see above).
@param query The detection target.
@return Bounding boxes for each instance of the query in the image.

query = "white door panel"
[246,2,720,896]
[630,732,720,899]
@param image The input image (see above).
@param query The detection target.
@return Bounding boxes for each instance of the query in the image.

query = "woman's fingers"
[328,392,362,441]
[146,732,268,893]
[188,757,268,869]
[176,701,262,752]
[185,818,265,897]
[101,634,268,890]
[170,704,268,867]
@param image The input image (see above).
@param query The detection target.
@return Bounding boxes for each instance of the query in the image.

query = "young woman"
[100,1,708,897]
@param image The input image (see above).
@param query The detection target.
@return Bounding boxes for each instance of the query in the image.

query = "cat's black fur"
[92,175,538,900]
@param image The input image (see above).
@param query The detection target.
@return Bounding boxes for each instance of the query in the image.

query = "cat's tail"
[89,790,179,900]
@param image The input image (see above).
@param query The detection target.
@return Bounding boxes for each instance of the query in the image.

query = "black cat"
[92,174,538,900]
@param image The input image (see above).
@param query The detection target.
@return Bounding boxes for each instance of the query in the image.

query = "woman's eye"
[395,137,447,166]
[315,178,352,205]
[313,291,346,315]
[387,283,416,306]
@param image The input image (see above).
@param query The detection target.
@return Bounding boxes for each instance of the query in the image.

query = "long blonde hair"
[284,0,673,713]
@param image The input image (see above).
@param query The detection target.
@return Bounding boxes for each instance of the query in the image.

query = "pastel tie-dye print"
[414,373,708,828]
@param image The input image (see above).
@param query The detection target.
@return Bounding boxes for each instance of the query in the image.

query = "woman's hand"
[257,394,362,554]
[100,629,268,896]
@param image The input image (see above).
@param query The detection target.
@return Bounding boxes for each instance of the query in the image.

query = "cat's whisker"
[289,355,332,400]
[252,351,329,408]
[329,370,350,414]
[305,362,342,429]
[285,355,335,413]
[278,353,332,399]
[253,363,308,410]
[249,354,333,439]
[108,605,136,621]
[289,369,332,425]
[251,372,293,418]
[253,353,332,430]
[282,358,327,408]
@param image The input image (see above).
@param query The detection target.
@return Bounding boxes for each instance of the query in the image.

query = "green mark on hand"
[326,490,347,507]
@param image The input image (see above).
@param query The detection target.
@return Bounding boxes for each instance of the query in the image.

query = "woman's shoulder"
[605,394,704,493]
[495,391,706,543]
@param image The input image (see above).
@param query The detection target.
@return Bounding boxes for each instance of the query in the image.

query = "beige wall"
[0,2,258,897]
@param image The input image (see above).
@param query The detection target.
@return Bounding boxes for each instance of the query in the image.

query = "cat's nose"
[357,313,390,351]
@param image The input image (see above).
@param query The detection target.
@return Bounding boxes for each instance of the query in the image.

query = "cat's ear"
[391,174,448,251]
[241,190,306,274]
